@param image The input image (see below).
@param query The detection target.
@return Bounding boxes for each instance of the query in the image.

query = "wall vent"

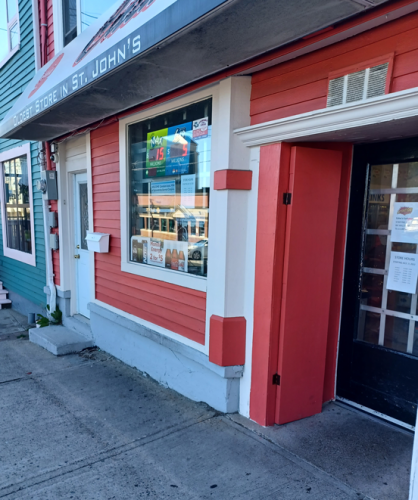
[326,62,389,107]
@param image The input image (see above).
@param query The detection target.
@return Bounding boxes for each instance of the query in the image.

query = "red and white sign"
[192,117,208,139]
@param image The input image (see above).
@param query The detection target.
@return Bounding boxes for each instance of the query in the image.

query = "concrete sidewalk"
[0,314,413,500]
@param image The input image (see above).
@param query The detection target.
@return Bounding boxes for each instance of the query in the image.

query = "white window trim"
[52,0,63,53]
[0,0,20,69]
[0,143,36,267]
[119,86,219,293]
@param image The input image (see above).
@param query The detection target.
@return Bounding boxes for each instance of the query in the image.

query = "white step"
[29,325,94,355]
[0,299,12,309]
[0,289,9,300]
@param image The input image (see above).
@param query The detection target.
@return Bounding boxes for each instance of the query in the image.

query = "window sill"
[121,260,207,292]
[3,247,36,266]
[0,44,20,70]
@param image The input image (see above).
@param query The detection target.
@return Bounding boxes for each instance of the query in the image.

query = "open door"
[275,146,342,425]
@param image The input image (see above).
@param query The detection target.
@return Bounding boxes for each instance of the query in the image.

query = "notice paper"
[391,202,418,244]
[387,251,418,294]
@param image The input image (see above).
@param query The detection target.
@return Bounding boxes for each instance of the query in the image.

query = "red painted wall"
[251,10,418,124]
[91,122,207,344]
[46,0,55,62]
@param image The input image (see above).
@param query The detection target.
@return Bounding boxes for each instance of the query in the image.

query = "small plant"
[36,314,50,328]
[49,305,62,324]
[36,305,62,328]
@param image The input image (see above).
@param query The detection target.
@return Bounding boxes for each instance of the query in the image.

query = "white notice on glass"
[387,251,418,294]
[391,202,418,243]
[181,174,196,208]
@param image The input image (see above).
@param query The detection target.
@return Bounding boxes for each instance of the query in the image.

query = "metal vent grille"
[367,63,389,98]
[346,70,366,103]
[327,62,389,107]
[326,76,344,107]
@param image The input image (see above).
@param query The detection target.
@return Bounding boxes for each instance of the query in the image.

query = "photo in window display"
[129,100,211,277]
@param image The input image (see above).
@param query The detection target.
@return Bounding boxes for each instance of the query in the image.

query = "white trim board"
[0,143,36,266]
[235,87,418,147]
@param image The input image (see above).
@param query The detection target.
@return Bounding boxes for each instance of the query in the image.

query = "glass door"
[338,138,418,426]
[359,163,418,356]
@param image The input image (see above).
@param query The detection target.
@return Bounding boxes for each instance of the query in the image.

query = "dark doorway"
[338,137,418,426]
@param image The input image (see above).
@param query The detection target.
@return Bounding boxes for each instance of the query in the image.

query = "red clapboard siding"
[251,12,418,124]
[47,0,54,61]
[91,122,207,344]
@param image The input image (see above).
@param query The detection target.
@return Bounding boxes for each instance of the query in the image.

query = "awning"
[0,0,389,142]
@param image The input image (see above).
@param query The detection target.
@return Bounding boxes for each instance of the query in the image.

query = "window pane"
[0,1,8,61]
[370,164,393,190]
[357,310,380,345]
[81,0,116,31]
[397,162,418,188]
[63,0,77,46]
[360,272,383,308]
[364,234,386,269]
[9,22,18,50]
[367,193,390,230]
[79,183,89,250]
[384,316,409,354]
[6,0,17,21]
[128,99,211,278]
[3,155,31,254]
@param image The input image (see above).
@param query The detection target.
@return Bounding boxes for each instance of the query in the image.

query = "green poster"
[145,128,168,178]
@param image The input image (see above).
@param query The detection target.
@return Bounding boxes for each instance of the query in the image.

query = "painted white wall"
[238,146,260,417]
[56,134,89,315]
[206,77,252,321]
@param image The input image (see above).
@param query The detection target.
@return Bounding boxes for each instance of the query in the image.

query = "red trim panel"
[250,143,291,426]
[209,315,246,366]
[213,170,252,191]
[274,146,342,425]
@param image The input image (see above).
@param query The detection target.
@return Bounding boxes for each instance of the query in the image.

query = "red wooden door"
[275,146,343,425]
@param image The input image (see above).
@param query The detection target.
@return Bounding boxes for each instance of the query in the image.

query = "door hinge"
[283,193,292,205]
[272,373,281,385]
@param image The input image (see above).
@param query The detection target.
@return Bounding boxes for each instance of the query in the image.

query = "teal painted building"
[0,0,46,315]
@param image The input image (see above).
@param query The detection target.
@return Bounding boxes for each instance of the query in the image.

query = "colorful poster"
[166,122,192,175]
[145,122,192,178]
[181,174,195,208]
[192,117,208,139]
[387,251,418,294]
[391,202,418,244]
[145,128,168,177]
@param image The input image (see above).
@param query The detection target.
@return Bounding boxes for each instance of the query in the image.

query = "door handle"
[74,254,80,259]
[76,245,80,249]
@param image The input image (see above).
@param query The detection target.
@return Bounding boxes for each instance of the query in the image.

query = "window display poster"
[192,117,208,139]
[387,251,418,294]
[391,202,418,243]
[166,122,192,175]
[146,128,167,177]
[150,180,176,196]
[181,174,195,208]
[131,236,188,273]
[145,122,192,178]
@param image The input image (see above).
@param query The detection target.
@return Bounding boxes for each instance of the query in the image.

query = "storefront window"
[128,98,211,278]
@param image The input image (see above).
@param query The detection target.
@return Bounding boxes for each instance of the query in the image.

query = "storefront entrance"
[338,137,418,427]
